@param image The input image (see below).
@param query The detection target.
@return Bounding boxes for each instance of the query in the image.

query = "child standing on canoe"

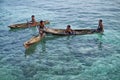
[38,20,47,37]
[97,19,104,32]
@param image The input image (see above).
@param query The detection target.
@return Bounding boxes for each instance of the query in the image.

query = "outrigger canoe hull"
[8,20,50,29]
[43,28,103,36]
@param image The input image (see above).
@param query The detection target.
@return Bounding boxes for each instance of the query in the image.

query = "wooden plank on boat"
[43,28,103,36]
[8,20,50,29]
[23,34,45,49]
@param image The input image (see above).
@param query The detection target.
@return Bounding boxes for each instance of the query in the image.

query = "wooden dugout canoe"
[23,28,102,48]
[8,20,50,29]
[23,34,45,49]
[43,28,103,36]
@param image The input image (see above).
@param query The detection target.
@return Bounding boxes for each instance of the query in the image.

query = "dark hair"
[99,19,102,22]
[67,25,71,28]
[40,20,43,23]
[32,15,35,17]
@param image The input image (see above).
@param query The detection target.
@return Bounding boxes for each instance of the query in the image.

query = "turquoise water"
[0,0,120,80]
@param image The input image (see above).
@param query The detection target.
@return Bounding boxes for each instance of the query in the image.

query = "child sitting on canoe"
[65,25,73,34]
[28,15,37,27]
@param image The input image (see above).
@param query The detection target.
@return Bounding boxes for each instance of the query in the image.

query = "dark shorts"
[39,27,44,34]
[97,28,102,32]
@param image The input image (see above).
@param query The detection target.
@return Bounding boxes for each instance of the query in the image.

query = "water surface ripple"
[0,0,120,80]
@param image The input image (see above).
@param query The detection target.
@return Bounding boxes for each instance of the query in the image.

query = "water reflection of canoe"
[23,34,45,49]
[43,28,103,36]
[8,20,50,29]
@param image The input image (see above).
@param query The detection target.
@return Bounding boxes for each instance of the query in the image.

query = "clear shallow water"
[0,0,120,80]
